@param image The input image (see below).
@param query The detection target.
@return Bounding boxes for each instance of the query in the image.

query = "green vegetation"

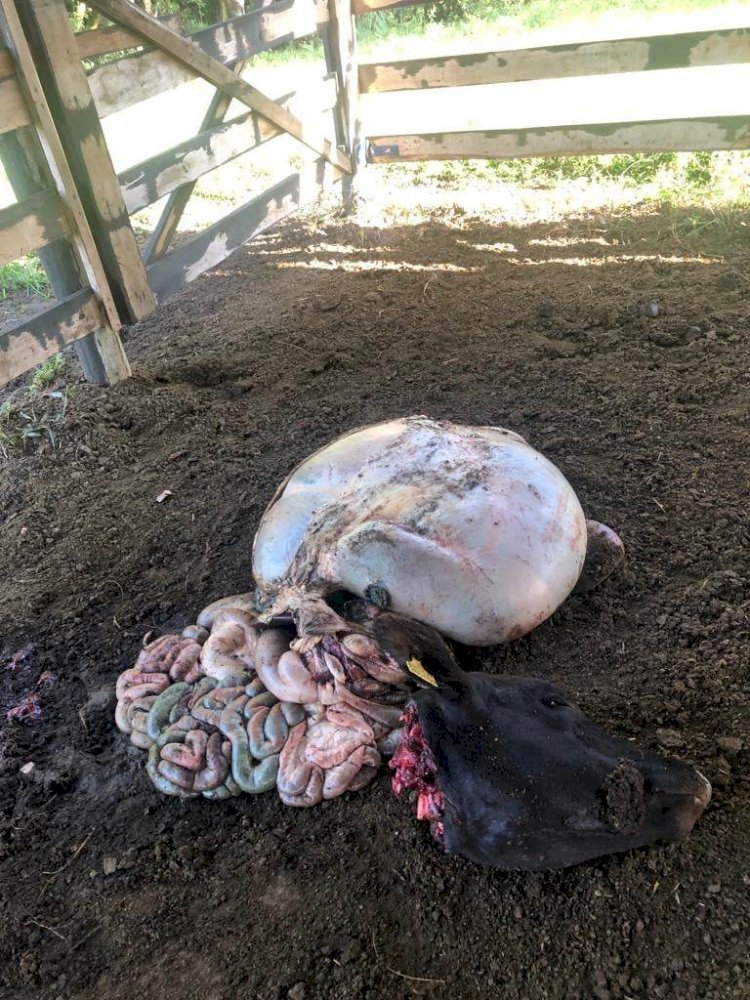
[67,1,222,34]
[68,0,745,48]
[411,0,741,30]
[386,149,750,211]
[29,354,67,393]
[407,148,747,193]
[0,257,51,301]
[0,385,72,458]
[351,0,743,50]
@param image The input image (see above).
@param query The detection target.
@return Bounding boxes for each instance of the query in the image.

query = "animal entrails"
[114,416,710,870]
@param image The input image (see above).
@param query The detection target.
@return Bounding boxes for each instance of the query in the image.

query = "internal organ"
[115,605,412,804]
[252,416,592,645]
[390,703,445,843]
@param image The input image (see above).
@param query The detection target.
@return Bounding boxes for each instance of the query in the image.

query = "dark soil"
[1,201,749,1000]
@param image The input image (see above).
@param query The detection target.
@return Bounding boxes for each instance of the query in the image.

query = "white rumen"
[252,416,593,646]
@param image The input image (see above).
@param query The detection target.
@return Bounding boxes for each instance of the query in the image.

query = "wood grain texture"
[0,126,115,384]
[329,0,357,150]
[87,0,350,173]
[1,0,131,384]
[15,0,154,325]
[0,56,31,134]
[122,77,338,214]
[359,26,750,92]
[75,13,182,60]
[0,288,103,385]
[87,0,328,118]
[0,0,122,329]
[0,188,69,264]
[143,57,252,264]
[367,116,750,161]
[148,160,333,303]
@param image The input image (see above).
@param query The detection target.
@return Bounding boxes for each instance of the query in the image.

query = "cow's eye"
[542,697,569,709]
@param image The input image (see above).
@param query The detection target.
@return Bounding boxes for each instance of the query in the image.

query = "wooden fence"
[1,0,748,388]
[0,0,356,387]
[363,15,750,160]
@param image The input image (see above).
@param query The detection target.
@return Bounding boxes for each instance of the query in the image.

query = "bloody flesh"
[390,704,445,843]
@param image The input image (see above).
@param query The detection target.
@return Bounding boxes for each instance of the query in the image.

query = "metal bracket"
[366,141,399,161]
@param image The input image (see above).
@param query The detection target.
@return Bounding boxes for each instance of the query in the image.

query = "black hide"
[415,675,711,870]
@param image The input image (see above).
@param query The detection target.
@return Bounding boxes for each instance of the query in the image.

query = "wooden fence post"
[0,0,132,384]
[11,0,155,326]
[326,0,362,210]
[0,128,123,384]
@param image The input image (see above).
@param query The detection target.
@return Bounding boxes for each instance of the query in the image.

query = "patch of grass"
[0,387,72,459]
[0,257,51,301]
[356,0,745,51]
[379,150,750,204]
[29,354,66,394]
[253,36,324,68]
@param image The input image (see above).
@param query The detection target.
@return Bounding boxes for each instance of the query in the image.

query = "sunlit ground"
[0,1,748,285]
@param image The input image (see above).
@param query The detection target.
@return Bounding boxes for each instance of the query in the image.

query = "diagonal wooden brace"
[144,57,250,264]
[86,0,352,176]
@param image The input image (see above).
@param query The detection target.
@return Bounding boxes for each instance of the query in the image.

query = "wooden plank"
[87,0,351,174]
[88,0,328,119]
[327,0,362,209]
[143,59,252,265]
[0,4,123,325]
[260,0,328,44]
[359,25,750,92]
[0,287,103,386]
[367,115,750,161]
[75,14,183,61]
[0,0,131,385]
[0,188,69,264]
[142,0,328,264]
[0,48,30,134]
[0,126,111,384]
[122,77,338,214]
[13,0,154,328]
[351,0,429,14]
[328,0,357,151]
[148,161,331,303]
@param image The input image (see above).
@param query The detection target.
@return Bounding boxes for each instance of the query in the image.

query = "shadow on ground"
[1,200,749,1000]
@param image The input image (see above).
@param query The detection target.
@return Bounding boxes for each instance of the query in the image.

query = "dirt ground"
[1,193,749,1000]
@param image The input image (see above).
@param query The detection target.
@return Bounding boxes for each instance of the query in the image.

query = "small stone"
[542,436,568,451]
[82,686,116,722]
[537,299,555,320]
[649,331,677,348]
[716,736,743,755]
[646,301,660,318]
[707,882,721,894]
[543,337,579,358]
[710,757,732,789]
[716,270,742,290]
[102,856,118,875]
[20,762,35,778]
[288,984,306,1000]
[338,939,361,964]
[656,728,684,749]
